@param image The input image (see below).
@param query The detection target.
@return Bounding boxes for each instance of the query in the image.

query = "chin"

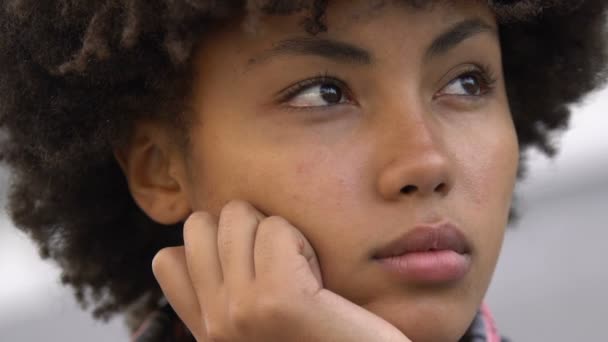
[364,298,476,342]
[393,324,468,342]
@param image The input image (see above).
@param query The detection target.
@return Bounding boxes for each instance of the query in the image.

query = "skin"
[117,1,519,341]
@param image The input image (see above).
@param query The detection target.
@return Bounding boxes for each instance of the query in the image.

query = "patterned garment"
[459,303,506,342]
[131,300,507,342]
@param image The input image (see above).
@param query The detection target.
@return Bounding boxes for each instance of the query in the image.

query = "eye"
[444,74,483,96]
[279,76,353,108]
[436,66,497,98]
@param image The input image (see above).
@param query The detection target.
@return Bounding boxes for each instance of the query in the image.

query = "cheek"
[261,146,365,232]
[452,117,519,273]
[456,121,519,214]
[241,144,371,272]
[188,127,363,224]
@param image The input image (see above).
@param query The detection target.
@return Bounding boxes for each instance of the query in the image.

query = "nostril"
[435,182,447,193]
[400,183,447,195]
[401,185,418,194]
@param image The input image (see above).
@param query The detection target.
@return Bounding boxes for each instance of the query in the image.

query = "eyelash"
[442,63,498,97]
[277,72,351,104]
[277,64,498,107]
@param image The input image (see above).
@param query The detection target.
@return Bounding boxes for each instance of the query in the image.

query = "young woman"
[1,1,606,341]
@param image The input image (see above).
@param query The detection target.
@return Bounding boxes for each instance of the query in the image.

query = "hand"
[152,200,411,342]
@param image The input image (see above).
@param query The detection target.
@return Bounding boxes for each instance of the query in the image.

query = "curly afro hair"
[0,0,607,337]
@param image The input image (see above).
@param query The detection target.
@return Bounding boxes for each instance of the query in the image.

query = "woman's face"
[182,1,518,340]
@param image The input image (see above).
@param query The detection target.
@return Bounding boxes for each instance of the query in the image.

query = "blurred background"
[1,86,607,341]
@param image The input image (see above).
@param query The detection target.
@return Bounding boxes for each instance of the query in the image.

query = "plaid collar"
[132,300,505,342]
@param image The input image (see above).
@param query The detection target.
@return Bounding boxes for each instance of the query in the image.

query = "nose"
[376,117,453,201]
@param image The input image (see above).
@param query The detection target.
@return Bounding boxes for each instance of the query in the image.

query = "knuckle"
[217,221,233,244]
[259,215,288,229]
[218,233,233,252]
[184,211,213,233]
[228,298,253,331]
[203,314,232,342]
[227,295,286,333]
[205,324,230,342]
[221,200,253,217]
[255,217,291,259]
[255,294,286,321]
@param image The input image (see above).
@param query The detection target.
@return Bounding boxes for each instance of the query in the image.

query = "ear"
[114,120,191,225]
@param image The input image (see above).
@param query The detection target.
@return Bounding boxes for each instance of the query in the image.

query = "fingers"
[183,211,223,306]
[179,202,269,340]
[216,201,262,287]
[154,201,325,341]
[152,246,205,339]
[254,216,321,290]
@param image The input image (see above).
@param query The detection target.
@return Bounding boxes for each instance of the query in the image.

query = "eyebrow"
[248,37,373,67]
[246,18,496,69]
[425,19,497,60]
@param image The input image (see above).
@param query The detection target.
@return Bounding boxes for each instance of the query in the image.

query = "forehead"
[189,0,500,87]
[208,0,496,62]
[244,0,494,31]
[232,0,496,46]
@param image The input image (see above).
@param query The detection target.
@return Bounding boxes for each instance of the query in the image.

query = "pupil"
[320,84,341,103]
[462,76,480,95]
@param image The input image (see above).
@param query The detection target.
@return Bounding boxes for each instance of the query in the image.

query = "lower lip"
[375,250,471,283]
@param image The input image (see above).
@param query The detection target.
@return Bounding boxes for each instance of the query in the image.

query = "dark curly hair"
[1,0,607,337]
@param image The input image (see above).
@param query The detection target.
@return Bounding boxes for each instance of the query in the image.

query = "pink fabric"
[132,302,503,342]
[481,302,501,342]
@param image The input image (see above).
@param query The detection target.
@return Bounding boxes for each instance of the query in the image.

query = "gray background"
[1,87,607,341]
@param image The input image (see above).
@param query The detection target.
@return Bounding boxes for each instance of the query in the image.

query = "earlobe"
[113,121,192,225]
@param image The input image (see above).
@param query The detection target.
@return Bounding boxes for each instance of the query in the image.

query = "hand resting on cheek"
[152,200,412,342]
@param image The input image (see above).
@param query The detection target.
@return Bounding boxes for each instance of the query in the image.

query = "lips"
[371,222,473,283]
[372,221,471,259]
